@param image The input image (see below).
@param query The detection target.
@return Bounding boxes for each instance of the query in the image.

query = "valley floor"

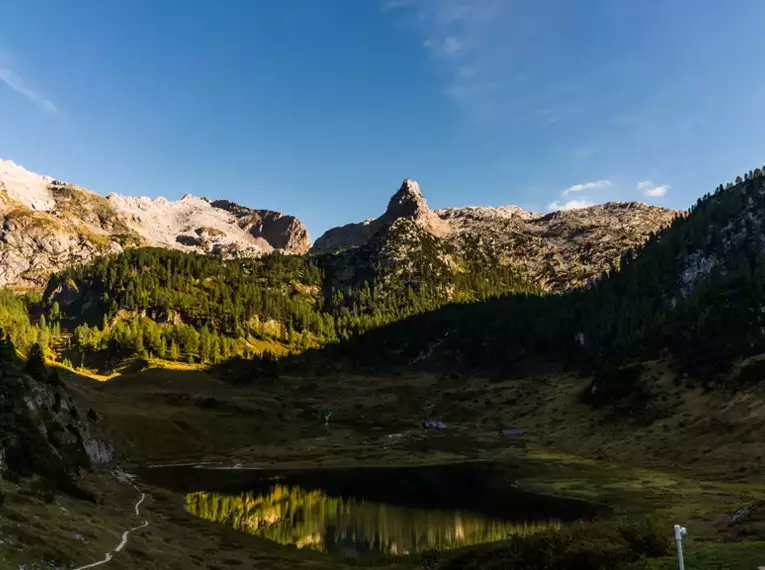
[4,361,765,569]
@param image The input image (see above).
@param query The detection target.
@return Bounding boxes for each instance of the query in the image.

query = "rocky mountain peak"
[0,159,56,211]
[383,179,450,237]
[313,178,677,289]
[385,179,428,220]
[210,200,311,253]
[312,179,451,252]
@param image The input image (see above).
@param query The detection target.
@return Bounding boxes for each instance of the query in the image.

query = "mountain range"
[0,158,676,291]
[314,178,676,291]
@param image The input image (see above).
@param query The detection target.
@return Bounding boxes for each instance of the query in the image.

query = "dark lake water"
[140,462,602,556]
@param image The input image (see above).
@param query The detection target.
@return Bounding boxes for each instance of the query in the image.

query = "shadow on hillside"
[209,292,587,385]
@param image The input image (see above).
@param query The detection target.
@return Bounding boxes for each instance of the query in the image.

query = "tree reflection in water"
[185,485,560,555]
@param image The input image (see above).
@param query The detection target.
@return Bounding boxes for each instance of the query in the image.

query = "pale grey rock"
[0,158,311,287]
[314,180,678,290]
[0,159,55,211]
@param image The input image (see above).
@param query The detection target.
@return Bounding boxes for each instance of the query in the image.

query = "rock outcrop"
[313,179,450,251]
[0,159,311,287]
[441,200,678,289]
[0,335,112,488]
[314,180,678,290]
[210,200,311,253]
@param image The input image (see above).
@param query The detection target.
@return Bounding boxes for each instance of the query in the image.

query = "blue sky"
[1,1,764,239]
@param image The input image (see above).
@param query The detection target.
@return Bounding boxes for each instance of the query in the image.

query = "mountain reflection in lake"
[185,484,559,556]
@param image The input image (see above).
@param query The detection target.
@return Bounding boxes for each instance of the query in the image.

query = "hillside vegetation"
[0,168,764,390]
[313,169,765,383]
[11,219,536,370]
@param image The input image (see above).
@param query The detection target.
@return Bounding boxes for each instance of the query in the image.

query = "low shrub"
[432,519,670,570]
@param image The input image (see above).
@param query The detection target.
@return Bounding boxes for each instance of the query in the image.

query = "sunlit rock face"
[0,158,311,288]
[312,178,677,291]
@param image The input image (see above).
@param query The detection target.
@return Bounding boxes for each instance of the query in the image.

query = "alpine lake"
[138,461,605,558]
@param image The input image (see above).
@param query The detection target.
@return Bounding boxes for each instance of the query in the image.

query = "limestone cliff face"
[440,201,678,289]
[0,159,311,287]
[313,179,678,290]
[0,173,137,288]
[0,157,676,292]
[210,200,311,253]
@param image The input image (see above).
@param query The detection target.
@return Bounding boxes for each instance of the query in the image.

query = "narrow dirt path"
[72,479,148,570]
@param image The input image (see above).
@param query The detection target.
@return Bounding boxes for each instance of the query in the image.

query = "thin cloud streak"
[383,0,612,126]
[0,67,58,115]
[385,0,507,116]
[382,0,411,11]
[563,179,611,195]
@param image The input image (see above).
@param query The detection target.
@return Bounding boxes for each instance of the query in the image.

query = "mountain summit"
[312,179,449,252]
[0,159,677,292]
[0,159,310,287]
[381,179,451,237]
[314,179,677,290]
[384,179,431,219]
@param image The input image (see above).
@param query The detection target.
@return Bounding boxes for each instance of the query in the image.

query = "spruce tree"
[169,341,179,361]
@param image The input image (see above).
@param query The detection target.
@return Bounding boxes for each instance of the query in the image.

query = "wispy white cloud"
[382,0,411,11]
[443,35,465,55]
[0,67,58,115]
[545,180,608,213]
[547,199,595,211]
[383,0,616,126]
[384,0,509,116]
[423,33,470,64]
[423,36,465,56]
[563,179,611,195]
[570,145,597,160]
[637,180,670,197]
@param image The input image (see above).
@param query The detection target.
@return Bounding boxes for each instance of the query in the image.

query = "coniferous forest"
[328,168,765,381]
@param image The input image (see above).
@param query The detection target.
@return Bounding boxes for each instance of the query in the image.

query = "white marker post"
[674,525,687,570]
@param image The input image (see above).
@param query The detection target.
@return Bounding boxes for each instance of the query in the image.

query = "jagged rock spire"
[381,179,450,236]
[385,179,429,220]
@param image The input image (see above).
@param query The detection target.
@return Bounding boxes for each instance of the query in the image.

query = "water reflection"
[185,484,559,556]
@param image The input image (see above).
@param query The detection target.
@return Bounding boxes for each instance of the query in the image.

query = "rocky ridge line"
[0,159,311,287]
[313,179,678,290]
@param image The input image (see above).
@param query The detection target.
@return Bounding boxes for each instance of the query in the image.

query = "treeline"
[71,317,251,366]
[54,249,324,335]
[579,169,765,374]
[27,223,539,365]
